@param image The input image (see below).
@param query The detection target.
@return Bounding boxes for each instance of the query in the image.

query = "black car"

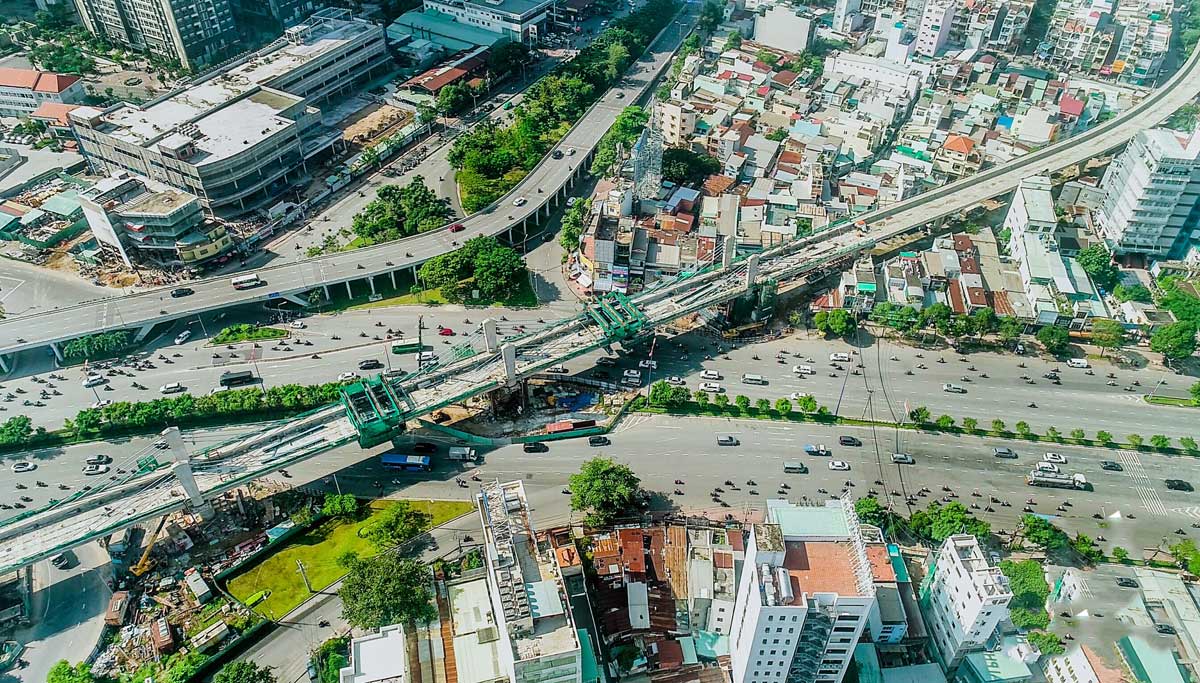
[588,436,611,447]
[170,287,194,298]
[358,359,384,370]
[1156,624,1177,635]
[523,442,549,453]
[552,149,564,159]
[839,436,862,447]
[1166,479,1194,492]
[1116,577,1139,588]
[412,442,438,454]
[1101,460,1124,471]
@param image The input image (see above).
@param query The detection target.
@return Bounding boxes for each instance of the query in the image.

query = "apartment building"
[729,499,877,683]
[478,480,583,683]
[913,0,955,57]
[422,0,554,44]
[754,4,816,53]
[1112,0,1173,85]
[920,535,1013,672]
[72,0,239,70]
[80,173,235,267]
[0,68,85,118]
[933,134,981,179]
[70,9,389,217]
[657,99,698,147]
[1036,0,1115,76]
[1096,127,1200,259]
[954,0,1032,54]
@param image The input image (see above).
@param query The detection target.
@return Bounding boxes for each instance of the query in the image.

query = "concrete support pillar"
[745,253,760,288]
[0,354,8,374]
[368,277,377,296]
[389,271,397,289]
[322,284,331,301]
[132,321,157,343]
[721,235,736,269]
[483,318,499,352]
[162,427,212,515]
[345,281,353,299]
[501,343,518,386]
[49,341,63,362]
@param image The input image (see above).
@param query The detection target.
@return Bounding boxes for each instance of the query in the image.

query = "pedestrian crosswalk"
[1171,506,1200,520]
[1118,450,1168,516]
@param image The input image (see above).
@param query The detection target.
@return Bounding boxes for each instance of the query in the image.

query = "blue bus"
[380,453,432,472]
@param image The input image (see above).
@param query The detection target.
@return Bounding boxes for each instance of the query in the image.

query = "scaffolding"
[632,115,663,202]
[585,292,648,341]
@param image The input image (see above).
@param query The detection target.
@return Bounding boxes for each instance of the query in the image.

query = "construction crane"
[130,517,168,577]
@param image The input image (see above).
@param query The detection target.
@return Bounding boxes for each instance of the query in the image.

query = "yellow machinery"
[129,517,168,577]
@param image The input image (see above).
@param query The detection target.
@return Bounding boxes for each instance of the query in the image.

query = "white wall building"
[822,52,927,100]
[833,0,862,32]
[423,0,553,44]
[913,0,954,57]
[1096,127,1200,258]
[478,480,582,683]
[730,499,877,683]
[754,4,816,53]
[1004,174,1057,243]
[1042,646,1105,683]
[657,99,698,147]
[0,68,84,118]
[923,535,1013,671]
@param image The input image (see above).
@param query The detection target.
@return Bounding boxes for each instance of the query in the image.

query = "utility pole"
[297,559,313,593]
[417,314,425,370]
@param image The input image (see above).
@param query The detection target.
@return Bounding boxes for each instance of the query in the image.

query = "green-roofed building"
[1119,636,1189,683]
[389,8,511,53]
[958,649,1033,683]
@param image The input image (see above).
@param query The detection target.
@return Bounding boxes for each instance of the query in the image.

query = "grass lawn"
[226,499,472,619]
[211,324,288,344]
[1146,395,1196,407]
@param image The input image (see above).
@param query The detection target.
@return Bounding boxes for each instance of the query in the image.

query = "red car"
[438,328,455,336]
[448,223,465,233]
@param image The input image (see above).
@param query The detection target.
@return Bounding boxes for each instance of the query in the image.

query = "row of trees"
[852,498,990,544]
[449,0,681,210]
[559,196,593,252]
[868,302,1021,342]
[350,176,453,244]
[646,380,828,415]
[416,235,527,302]
[62,330,132,361]
[905,405,1191,450]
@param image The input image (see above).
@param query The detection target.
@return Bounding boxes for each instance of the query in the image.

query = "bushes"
[1000,559,1051,630]
[211,324,287,344]
[416,236,527,302]
[63,330,132,360]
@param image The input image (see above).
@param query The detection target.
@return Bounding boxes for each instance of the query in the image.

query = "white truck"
[1025,470,1091,490]
[448,446,478,462]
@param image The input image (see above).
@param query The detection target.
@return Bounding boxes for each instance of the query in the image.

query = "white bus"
[230,274,262,290]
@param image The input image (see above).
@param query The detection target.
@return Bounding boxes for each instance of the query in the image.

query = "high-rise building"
[834,0,863,32]
[729,499,877,683]
[913,0,955,56]
[1096,127,1200,259]
[920,535,1013,672]
[72,0,239,70]
[70,9,389,217]
[478,480,583,683]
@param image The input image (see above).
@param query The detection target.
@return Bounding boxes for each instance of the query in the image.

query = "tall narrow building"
[72,0,239,70]
[1096,127,1200,259]
[920,535,1012,672]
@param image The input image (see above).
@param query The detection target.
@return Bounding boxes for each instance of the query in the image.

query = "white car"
[174,330,192,345]
[82,464,110,476]
[789,392,812,401]
[11,462,36,473]
[86,454,111,465]
[622,369,642,379]
[566,197,579,207]
[566,147,576,156]
[513,197,528,207]
[290,320,307,329]
[91,399,112,409]
[699,382,723,393]
[1042,452,1067,464]
[160,382,186,394]
[700,369,722,381]
[828,460,851,471]
[338,371,360,383]
[83,375,107,388]
[638,359,657,369]
[665,376,685,386]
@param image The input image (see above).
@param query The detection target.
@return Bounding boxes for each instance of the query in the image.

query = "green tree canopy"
[1076,244,1120,290]
[364,500,433,549]
[350,176,452,244]
[1036,325,1070,355]
[1150,321,1197,362]
[338,553,438,629]
[1091,319,1125,355]
[1020,514,1066,549]
[661,147,721,187]
[417,236,527,302]
[648,380,691,407]
[213,661,276,683]
[47,661,96,683]
[569,457,642,525]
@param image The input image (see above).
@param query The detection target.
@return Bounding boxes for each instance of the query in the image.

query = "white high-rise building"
[478,480,583,683]
[834,0,863,32]
[1096,127,1200,259]
[922,535,1013,671]
[913,0,955,56]
[729,499,877,683]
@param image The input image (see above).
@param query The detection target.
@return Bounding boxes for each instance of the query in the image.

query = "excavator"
[129,516,168,577]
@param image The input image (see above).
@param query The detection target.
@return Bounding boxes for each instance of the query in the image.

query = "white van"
[830,352,850,362]
[417,351,437,362]
[1034,461,1061,474]
[83,374,107,388]
[793,364,814,375]
[741,373,767,385]
[891,453,915,464]
[1067,358,1089,368]
[448,447,477,462]
[546,365,568,374]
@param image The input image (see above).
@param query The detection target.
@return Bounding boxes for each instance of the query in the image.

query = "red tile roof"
[658,640,685,669]
[1059,94,1084,117]
[773,70,799,86]
[947,278,967,314]
[619,528,646,574]
[30,102,81,127]
[727,529,744,551]
[942,134,975,155]
[714,551,733,569]
[0,68,78,93]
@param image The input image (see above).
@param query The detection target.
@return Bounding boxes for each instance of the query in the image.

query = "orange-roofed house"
[935,134,983,179]
[31,102,84,138]
[0,68,84,118]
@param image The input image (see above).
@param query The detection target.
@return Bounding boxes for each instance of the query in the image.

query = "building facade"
[730,499,877,683]
[72,0,239,70]
[0,68,84,118]
[1096,127,1200,258]
[1036,0,1115,75]
[921,535,1013,671]
[913,0,955,57]
[422,0,554,44]
[70,9,389,217]
[1112,0,1173,85]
